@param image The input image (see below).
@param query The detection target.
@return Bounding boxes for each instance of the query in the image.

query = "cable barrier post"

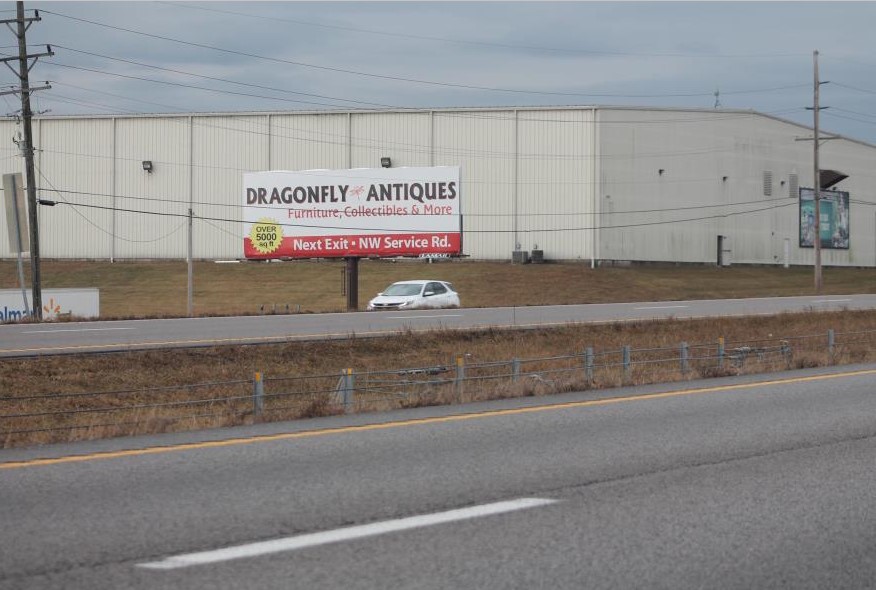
[455,355,465,402]
[680,342,690,376]
[253,372,264,417]
[584,347,594,383]
[827,329,835,364]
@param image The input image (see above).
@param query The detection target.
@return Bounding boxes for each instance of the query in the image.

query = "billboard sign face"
[243,167,461,259]
[799,187,849,249]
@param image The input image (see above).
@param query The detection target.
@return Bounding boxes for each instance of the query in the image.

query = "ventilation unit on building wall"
[788,173,799,199]
[763,171,773,196]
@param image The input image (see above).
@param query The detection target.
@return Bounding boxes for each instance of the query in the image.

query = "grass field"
[2,309,875,448]
[3,259,875,448]
[2,259,875,318]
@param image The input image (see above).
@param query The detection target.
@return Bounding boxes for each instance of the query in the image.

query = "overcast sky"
[4,2,876,144]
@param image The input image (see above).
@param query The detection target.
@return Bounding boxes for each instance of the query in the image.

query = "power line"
[43,61,362,110]
[39,51,807,125]
[40,198,798,234]
[161,1,807,60]
[831,81,876,95]
[36,166,188,243]
[40,187,799,217]
[40,10,810,100]
[51,45,400,110]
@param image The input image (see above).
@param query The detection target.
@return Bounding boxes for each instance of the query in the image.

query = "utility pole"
[0,2,52,319]
[812,50,823,293]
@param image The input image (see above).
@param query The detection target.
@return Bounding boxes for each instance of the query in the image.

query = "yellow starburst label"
[249,218,283,255]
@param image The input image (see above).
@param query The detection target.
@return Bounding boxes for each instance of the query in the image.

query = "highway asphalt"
[1,294,874,357]
[2,364,876,589]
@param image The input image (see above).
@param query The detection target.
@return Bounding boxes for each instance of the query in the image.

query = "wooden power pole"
[1,2,51,319]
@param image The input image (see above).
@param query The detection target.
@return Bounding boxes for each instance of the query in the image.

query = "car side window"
[428,282,447,295]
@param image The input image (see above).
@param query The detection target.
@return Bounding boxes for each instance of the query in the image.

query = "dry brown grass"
[2,309,875,448]
[1,259,875,317]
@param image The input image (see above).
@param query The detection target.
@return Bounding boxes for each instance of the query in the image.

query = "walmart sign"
[0,288,99,321]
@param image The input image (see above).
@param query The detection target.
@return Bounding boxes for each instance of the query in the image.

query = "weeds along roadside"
[2,309,875,449]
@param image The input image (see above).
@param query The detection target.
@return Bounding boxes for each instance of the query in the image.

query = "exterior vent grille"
[763,171,773,196]
[789,173,798,199]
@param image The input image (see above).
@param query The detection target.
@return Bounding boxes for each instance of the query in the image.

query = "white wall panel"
[114,117,190,259]
[35,118,114,258]
[350,113,432,169]
[269,113,348,171]
[433,111,514,259]
[596,108,875,267]
[1,108,873,266]
[192,115,267,259]
[517,109,595,261]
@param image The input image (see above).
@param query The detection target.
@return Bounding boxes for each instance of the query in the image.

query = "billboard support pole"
[345,257,359,311]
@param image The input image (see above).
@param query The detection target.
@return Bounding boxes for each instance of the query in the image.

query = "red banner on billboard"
[244,232,461,259]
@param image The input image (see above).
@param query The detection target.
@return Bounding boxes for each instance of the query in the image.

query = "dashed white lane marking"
[633,305,689,310]
[22,327,135,334]
[138,497,558,570]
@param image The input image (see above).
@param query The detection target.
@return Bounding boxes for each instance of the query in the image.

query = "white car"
[366,280,460,311]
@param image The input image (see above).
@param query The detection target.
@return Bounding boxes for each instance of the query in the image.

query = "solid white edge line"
[138,497,558,570]
[632,305,689,310]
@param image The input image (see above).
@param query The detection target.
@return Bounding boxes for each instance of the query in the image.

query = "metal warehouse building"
[1,106,874,266]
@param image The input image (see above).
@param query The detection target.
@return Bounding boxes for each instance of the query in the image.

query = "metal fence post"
[512,358,520,383]
[253,371,264,417]
[585,347,594,383]
[342,368,354,413]
[680,342,689,376]
[622,345,631,381]
[717,337,725,369]
[827,329,835,364]
[781,340,792,367]
[455,355,465,402]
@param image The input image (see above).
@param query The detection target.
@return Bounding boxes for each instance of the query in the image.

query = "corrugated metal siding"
[433,111,515,259]
[35,118,115,259]
[0,107,873,266]
[114,117,190,259]
[350,112,432,169]
[598,109,875,267]
[517,109,594,261]
[599,110,734,263]
[192,115,268,259]
[270,113,348,171]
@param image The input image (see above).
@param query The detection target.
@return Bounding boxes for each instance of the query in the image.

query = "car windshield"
[383,284,423,296]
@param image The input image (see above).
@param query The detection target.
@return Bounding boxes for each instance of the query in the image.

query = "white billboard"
[243,167,461,259]
[0,288,100,322]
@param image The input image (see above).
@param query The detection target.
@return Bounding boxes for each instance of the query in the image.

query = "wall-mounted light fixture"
[658,169,665,176]
[722,176,728,182]
[380,157,392,168]
[142,160,153,173]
